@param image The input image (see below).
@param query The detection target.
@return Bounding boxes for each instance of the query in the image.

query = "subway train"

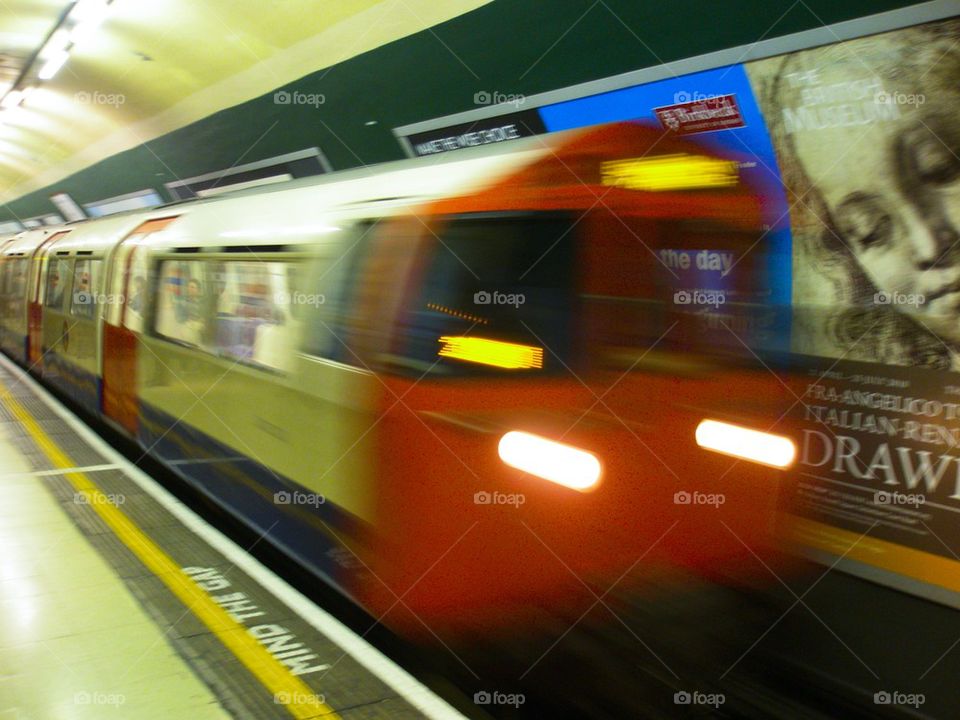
[0,122,807,710]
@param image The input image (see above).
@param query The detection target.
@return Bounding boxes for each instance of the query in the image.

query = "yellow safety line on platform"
[786,515,960,594]
[0,382,339,720]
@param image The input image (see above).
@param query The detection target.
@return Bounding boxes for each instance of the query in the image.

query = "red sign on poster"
[654,94,746,135]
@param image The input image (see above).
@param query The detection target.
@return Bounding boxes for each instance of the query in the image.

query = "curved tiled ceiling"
[0,0,491,203]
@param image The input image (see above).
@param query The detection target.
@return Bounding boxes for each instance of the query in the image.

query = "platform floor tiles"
[0,420,232,720]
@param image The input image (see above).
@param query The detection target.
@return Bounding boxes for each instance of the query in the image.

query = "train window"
[69,259,103,319]
[8,259,28,318]
[0,259,11,295]
[44,258,70,310]
[300,222,373,361]
[389,214,576,376]
[211,259,298,372]
[123,247,149,332]
[155,260,208,346]
[0,261,9,317]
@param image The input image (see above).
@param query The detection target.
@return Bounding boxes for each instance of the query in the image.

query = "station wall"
[0,0,931,222]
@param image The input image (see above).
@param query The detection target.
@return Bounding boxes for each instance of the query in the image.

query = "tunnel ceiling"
[0,0,491,204]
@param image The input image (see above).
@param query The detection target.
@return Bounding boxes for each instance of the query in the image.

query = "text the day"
[658,249,735,274]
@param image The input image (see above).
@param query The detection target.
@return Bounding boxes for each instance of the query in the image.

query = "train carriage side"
[0,233,18,352]
[129,145,549,593]
[37,214,158,414]
[0,227,65,366]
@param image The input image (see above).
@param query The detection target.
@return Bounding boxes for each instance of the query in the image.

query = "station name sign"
[406,110,546,157]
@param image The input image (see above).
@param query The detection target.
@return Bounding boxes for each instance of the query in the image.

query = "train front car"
[345,123,802,698]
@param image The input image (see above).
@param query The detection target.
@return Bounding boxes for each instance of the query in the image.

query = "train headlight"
[695,419,795,468]
[498,431,601,491]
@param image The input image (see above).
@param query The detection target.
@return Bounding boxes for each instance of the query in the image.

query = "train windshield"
[391,214,576,376]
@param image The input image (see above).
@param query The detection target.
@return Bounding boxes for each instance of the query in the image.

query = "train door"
[40,251,72,386]
[57,251,104,410]
[102,217,178,435]
[27,230,71,369]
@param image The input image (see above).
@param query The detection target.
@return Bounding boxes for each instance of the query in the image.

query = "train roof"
[1,226,65,256]
[40,193,250,255]
[142,139,560,251]
[46,212,161,255]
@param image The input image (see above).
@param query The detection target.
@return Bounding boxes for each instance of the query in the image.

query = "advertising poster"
[745,17,960,605]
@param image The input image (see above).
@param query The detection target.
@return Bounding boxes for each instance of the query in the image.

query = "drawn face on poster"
[747,20,960,369]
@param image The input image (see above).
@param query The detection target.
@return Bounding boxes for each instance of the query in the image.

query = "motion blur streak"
[437,336,543,369]
[498,431,602,491]
[695,419,796,468]
[600,153,739,191]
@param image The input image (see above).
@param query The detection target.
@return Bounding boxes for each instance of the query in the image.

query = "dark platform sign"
[406,110,546,157]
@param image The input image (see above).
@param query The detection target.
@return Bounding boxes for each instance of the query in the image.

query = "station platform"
[0,355,466,720]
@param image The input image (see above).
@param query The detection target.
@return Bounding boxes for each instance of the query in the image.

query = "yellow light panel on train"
[695,419,796,468]
[601,154,739,191]
[437,336,543,370]
[498,431,601,491]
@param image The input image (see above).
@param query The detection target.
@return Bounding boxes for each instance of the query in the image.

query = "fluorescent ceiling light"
[41,29,71,60]
[38,50,70,81]
[70,21,101,45]
[70,0,109,44]
[0,91,23,109]
[70,0,110,23]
